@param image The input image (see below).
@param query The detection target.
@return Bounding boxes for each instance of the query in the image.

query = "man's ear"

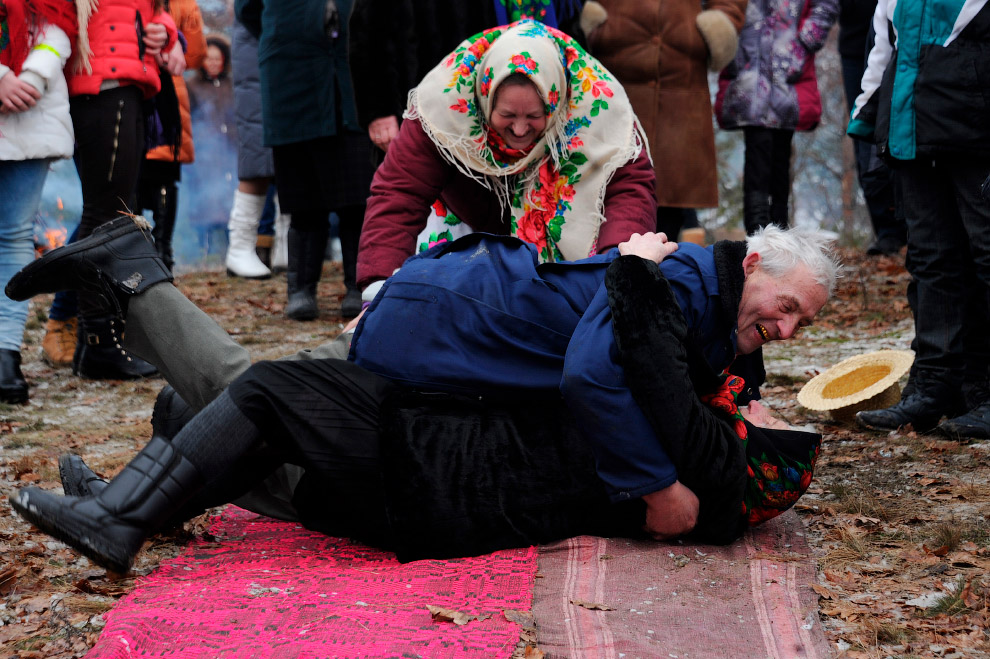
[742,252,761,276]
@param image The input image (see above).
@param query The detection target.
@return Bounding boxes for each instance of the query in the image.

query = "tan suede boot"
[41,317,77,367]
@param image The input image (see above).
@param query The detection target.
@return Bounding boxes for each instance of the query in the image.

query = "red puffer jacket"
[67,0,177,98]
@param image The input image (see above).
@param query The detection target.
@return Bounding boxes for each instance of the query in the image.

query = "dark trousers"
[898,157,990,393]
[228,358,394,545]
[742,127,793,234]
[840,55,905,245]
[70,85,145,315]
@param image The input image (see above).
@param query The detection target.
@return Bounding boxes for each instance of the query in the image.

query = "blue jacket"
[349,234,743,501]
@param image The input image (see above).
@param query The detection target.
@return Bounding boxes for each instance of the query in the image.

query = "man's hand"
[642,481,699,540]
[158,40,186,75]
[143,22,168,57]
[617,232,678,263]
[368,115,399,152]
[0,71,42,113]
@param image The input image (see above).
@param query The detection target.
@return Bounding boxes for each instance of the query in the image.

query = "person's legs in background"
[937,158,990,439]
[136,160,181,272]
[743,127,774,234]
[336,204,365,318]
[69,86,157,379]
[225,178,273,279]
[0,159,52,402]
[254,185,278,268]
[284,210,329,321]
[768,128,794,229]
[858,159,971,432]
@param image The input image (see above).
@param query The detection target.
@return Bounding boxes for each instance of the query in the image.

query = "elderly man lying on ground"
[7,219,839,571]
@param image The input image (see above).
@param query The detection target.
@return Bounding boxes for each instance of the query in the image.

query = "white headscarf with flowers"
[405,19,648,263]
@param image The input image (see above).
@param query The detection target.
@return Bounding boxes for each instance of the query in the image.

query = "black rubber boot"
[152,385,196,440]
[73,314,158,380]
[0,349,28,404]
[5,216,173,319]
[59,454,108,497]
[285,226,328,321]
[11,436,201,574]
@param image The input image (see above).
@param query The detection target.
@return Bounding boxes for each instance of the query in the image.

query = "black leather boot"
[11,436,201,574]
[150,182,178,273]
[73,314,158,380]
[338,207,364,318]
[938,400,990,440]
[856,378,956,433]
[743,191,772,235]
[5,216,173,319]
[285,225,329,321]
[0,349,28,404]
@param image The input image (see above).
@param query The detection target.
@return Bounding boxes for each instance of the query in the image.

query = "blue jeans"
[0,159,50,351]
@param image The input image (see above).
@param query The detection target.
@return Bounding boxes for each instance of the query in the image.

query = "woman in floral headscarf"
[357,19,655,292]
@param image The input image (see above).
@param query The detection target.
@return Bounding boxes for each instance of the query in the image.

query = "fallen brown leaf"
[426,605,490,626]
[569,599,614,611]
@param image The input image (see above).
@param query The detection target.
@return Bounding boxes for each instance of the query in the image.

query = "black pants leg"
[898,157,990,394]
[227,359,395,544]
[70,86,146,316]
[743,127,793,233]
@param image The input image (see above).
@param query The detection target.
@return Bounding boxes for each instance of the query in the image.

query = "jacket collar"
[712,240,747,329]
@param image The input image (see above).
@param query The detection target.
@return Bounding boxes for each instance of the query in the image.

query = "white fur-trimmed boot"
[226,190,272,279]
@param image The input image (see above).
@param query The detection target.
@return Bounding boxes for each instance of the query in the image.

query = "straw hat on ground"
[798,350,914,424]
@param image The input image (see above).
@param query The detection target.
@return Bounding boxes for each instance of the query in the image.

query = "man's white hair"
[746,225,842,297]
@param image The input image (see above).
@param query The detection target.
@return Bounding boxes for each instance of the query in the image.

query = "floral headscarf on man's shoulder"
[406,19,647,264]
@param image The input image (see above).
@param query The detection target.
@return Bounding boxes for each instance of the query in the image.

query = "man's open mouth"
[756,323,770,341]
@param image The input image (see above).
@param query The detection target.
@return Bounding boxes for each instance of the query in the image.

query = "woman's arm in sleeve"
[595,146,657,252]
[17,23,72,93]
[356,117,451,288]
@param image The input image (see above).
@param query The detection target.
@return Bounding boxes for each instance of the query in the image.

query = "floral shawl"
[406,19,647,263]
[701,373,821,527]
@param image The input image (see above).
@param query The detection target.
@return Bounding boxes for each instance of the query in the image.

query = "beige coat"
[588,0,746,208]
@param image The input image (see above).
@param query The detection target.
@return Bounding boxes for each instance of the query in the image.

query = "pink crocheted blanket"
[88,507,537,658]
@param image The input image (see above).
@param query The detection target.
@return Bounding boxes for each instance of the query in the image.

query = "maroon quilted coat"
[356,117,657,288]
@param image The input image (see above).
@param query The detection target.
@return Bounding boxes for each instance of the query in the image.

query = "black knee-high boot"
[285,224,329,321]
[150,182,178,272]
[337,205,365,318]
[11,436,201,573]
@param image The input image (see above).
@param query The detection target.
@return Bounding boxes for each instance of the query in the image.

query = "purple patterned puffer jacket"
[714,0,838,131]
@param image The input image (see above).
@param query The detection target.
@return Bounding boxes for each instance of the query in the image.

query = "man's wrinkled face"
[735,252,828,355]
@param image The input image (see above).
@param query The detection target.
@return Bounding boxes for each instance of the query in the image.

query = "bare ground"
[1,252,988,658]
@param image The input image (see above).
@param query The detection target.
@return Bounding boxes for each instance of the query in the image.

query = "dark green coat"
[235,0,361,146]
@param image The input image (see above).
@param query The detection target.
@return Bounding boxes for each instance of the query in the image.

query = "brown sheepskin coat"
[588,0,746,208]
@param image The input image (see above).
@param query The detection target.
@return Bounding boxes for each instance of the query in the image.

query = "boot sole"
[856,416,940,434]
[6,217,145,302]
[10,491,136,574]
[226,268,272,280]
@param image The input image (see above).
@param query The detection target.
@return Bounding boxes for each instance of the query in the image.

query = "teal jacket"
[847,0,990,161]
[235,0,362,146]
